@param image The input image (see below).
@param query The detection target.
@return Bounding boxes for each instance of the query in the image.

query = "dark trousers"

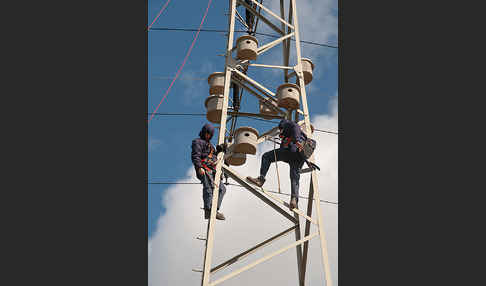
[197,171,226,211]
[245,0,255,31]
[260,148,305,202]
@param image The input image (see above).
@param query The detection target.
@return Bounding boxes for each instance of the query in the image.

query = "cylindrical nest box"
[300,58,315,85]
[204,94,224,123]
[236,35,259,61]
[233,126,259,155]
[277,83,301,110]
[225,145,247,166]
[207,72,225,95]
[259,100,279,119]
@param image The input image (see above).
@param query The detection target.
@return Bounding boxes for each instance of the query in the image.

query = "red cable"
[148,0,213,123]
[148,0,172,31]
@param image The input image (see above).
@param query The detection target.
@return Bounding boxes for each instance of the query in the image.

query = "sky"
[148,0,338,284]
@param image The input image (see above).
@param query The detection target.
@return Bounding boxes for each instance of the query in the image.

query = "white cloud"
[179,59,221,105]
[148,100,338,285]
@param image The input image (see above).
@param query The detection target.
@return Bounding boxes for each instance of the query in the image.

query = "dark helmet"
[199,123,215,140]
[278,119,290,130]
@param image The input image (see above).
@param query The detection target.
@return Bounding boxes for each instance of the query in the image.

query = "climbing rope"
[147,0,213,123]
[147,0,172,31]
[273,138,281,194]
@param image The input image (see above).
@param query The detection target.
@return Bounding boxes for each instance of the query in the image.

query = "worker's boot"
[289,197,298,210]
[204,209,226,220]
[246,176,265,187]
[216,212,226,220]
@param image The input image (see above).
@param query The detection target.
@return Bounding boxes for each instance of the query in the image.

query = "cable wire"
[147,0,172,31]
[148,181,338,205]
[148,0,213,123]
[147,112,205,116]
[149,27,338,49]
[146,112,339,134]
[314,129,340,135]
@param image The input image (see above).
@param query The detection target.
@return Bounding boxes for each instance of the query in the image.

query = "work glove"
[216,143,228,153]
[295,141,304,152]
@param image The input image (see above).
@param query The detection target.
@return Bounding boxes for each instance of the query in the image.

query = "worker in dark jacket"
[245,0,256,35]
[247,119,307,210]
[191,123,227,220]
[237,0,256,35]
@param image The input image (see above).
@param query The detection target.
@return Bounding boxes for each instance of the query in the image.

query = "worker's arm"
[215,143,227,155]
[191,140,204,172]
[289,123,305,152]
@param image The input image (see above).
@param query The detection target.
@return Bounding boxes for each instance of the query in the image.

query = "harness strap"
[201,145,216,172]
[279,135,292,148]
[273,139,281,194]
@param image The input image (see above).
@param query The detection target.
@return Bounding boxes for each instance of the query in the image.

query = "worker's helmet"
[199,123,215,140]
[278,119,288,130]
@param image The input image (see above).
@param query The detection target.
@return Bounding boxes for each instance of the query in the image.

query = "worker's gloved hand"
[216,143,228,153]
[198,168,205,176]
[295,141,304,152]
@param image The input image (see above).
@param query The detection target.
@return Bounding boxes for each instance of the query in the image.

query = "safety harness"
[279,134,292,148]
[201,145,217,173]
[278,133,320,171]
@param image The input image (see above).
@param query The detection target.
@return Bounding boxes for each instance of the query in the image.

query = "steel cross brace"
[210,225,297,275]
[230,76,285,115]
[236,0,284,35]
[222,164,297,223]
[209,232,318,286]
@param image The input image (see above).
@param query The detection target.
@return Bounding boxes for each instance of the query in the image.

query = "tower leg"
[200,1,237,285]
[290,0,333,284]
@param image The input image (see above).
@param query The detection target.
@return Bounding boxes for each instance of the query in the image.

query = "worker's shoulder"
[192,138,205,145]
[285,120,299,129]
[192,138,212,147]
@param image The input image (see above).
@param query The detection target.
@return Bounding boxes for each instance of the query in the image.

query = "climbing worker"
[237,0,256,35]
[247,119,307,210]
[191,123,228,220]
[244,0,256,35]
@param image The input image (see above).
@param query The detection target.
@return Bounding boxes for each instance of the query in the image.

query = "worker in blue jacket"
[237,0,256,35]
[191,123,228,220]
[247,119,306,210]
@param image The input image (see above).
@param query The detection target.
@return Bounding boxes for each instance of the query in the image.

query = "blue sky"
[148,0,338,239]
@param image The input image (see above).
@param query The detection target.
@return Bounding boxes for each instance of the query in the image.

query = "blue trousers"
[197,171,226,211]
[260,149,305,202]
[245,0,255,29]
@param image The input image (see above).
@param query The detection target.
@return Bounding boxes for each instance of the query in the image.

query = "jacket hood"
[199,123,215,140]
[278,119,290,129]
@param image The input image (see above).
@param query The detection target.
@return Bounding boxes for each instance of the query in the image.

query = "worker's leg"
[200,173,213,211]
[216,175,226,210]
[260,148,293,178]
[289,156,306,203]
[201,172,226,210]
[245,0,254,33]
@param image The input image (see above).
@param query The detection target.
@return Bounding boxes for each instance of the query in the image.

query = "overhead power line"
[152,76,207,80]
[314,129,340,135]
[148,0,213,123]
[146,114,340,134]
[149,27,338,49]
[148,112,206,116]
[146,112,340,135]
[148,181,339,205]
[147,0,172,31]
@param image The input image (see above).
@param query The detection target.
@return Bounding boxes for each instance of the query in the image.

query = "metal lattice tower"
[200,1,333,285]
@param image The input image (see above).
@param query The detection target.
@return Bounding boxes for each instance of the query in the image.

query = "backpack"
[300,137,317,159]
